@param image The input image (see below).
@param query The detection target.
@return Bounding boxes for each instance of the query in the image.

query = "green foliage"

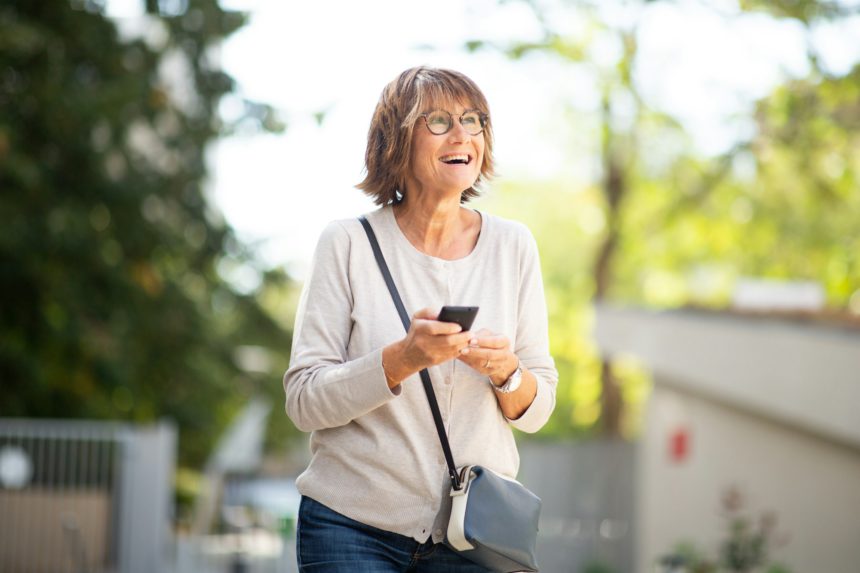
[581,560,619,573]
[0,0,294,467]
[580,561,616,573]
[475,182,651,438]
[610,66,860,309]
[738,0,860,23]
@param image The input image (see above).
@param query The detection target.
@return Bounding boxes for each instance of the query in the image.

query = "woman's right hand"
[382,307,472,388]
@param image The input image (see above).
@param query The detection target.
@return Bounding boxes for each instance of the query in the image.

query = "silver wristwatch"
[493,361,523,394]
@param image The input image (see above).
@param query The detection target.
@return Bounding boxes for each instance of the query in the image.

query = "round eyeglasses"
[419,109,488,136]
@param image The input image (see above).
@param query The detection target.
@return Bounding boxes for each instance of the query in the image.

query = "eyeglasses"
[419,109,488,136]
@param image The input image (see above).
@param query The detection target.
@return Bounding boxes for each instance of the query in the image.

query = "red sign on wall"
[669,426,690,463]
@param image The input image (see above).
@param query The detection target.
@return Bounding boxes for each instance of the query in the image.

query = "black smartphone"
[437,305,479,332]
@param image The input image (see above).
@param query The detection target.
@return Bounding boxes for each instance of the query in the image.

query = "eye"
[427,112,450,127]
[461,112,480,126]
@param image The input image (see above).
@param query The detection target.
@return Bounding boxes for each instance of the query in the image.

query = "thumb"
[413,307,440,321]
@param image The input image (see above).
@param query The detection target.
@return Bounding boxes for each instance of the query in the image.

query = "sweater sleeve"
[507,226,558,433]
[283,221,399,432]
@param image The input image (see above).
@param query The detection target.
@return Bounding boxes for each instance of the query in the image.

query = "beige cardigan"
[284,206,558,543]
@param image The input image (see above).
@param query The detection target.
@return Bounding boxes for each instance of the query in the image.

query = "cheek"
[416,141,439,168]
[475,143,486,170]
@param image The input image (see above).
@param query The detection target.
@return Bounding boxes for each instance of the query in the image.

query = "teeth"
[440,154,470,164]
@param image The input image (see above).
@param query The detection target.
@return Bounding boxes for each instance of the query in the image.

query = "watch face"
[508,368,523,392]
[496,366,522,393]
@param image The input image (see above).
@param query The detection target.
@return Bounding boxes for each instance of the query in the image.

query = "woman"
[284,66,558,572]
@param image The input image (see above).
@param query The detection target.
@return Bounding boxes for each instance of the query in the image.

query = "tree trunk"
[595,93,627,437]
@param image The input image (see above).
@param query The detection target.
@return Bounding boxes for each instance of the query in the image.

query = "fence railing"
[0,418,175,573]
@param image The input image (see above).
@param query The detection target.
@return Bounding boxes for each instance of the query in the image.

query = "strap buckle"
[450,466,474,497]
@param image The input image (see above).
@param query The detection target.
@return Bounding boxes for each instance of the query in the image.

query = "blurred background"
[1,0,859,572]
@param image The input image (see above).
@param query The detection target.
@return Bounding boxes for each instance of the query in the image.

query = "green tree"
[0,0,293,467]
[469,0,680,436]
[610,0,860,310]
[469,0,860,437]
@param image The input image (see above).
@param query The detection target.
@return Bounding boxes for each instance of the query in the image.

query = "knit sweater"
[283,205,558,543]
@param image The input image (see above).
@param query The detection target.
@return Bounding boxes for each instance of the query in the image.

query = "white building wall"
[639,384,860,573]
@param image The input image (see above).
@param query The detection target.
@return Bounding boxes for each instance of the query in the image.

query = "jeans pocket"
[296,496,412,572]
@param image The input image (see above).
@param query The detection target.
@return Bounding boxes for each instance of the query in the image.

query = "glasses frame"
[418,109,489,136]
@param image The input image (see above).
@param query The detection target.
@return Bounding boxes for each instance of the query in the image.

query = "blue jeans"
[296,496,492,572]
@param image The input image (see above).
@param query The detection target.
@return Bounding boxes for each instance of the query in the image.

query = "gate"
[0,418,175,573]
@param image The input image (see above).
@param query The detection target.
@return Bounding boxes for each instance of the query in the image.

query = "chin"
[446,175,479,190]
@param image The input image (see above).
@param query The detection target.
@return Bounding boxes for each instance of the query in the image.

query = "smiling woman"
[357,66,495,206]
[283,66,558,573]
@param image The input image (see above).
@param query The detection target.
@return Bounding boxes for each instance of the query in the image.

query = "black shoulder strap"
[358,215,462,491]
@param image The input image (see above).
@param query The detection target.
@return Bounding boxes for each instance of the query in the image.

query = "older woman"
[284,66,558,572]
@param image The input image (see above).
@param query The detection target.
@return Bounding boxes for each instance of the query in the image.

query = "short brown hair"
[357,66,495,206]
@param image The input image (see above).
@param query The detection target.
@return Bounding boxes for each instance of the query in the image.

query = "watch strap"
[494,362,522,394]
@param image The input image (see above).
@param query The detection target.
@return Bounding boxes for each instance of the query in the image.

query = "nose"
[446,117,472,143]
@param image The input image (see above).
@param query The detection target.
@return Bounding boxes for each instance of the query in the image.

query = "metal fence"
[0,418,176,573]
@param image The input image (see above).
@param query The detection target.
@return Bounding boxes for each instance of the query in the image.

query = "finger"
[413,307,438,321]
[412,314,462,335]
[445,331,474,348]
[457,347,492,368]
[423,320,463,335]
[458,349,487,365]
[470,335,509,349]
[479,349,512,373]
[456,352,477,364]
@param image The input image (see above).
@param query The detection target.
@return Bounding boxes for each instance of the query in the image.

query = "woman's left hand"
[460,328,538,419]
[457,328,519,386]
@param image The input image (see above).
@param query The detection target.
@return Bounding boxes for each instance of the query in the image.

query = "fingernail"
[460,348,470,355]
[470,338,478,345]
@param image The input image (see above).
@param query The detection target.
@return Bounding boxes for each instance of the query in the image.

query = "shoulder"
[481,211,538,250]
[307,220,358,271]
[317,218,357,242]
[311,221,350,259]
[313,207,389,257]
[315,213,376,246]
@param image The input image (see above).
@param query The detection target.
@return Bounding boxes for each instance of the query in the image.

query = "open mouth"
[439,154,472,165]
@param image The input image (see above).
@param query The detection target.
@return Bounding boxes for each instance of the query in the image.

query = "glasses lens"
[461,111,484,135]
[425,111,452,135]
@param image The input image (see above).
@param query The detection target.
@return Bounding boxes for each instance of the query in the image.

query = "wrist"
[490,353,519,386]
[382,340,410,387]
[492,357,523,394]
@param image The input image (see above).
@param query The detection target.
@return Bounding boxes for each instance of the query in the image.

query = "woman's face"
[405,100,485,201]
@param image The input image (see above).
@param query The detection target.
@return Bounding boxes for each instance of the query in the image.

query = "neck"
[392,192,475,258]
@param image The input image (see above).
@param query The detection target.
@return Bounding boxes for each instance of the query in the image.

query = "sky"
[191,0,860,283]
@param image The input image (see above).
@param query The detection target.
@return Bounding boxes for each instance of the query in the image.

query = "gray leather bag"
[446,465,541,572]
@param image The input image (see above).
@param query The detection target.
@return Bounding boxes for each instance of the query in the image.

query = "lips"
[439,153,472,165]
